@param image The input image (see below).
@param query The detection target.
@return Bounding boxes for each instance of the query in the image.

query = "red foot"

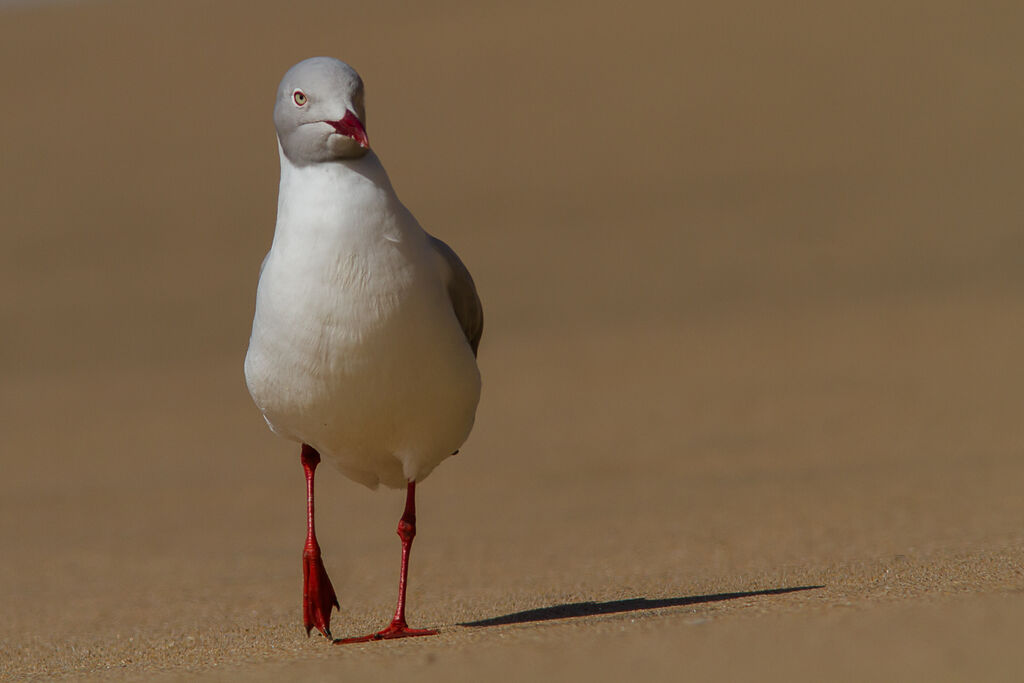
[333,483,436,646]
[303,549,339,639]
[334,620,438,644]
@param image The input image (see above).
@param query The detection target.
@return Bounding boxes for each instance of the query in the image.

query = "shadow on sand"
[460,585,824,628]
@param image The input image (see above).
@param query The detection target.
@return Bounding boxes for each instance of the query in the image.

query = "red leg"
[301,444,339,639]
[335,481,438,644]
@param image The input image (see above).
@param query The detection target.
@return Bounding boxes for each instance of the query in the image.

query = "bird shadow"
[459,585,824,628]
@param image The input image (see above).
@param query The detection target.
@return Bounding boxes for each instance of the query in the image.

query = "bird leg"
[301,444,339,639]
[335,481,438,643]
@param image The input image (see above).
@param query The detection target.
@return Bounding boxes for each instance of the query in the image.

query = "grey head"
[274,57,370,165]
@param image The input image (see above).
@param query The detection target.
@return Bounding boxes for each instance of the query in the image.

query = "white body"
[245,147,481,489]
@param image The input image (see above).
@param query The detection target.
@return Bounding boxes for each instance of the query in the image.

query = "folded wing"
[428,234,483,356]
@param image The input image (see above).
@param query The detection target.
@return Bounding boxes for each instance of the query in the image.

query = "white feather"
[245,145,481,489]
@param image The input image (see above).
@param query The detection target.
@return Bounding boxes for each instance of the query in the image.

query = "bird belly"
[245,251,480,489]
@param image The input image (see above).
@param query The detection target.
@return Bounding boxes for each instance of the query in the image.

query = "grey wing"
[428,234,483,356]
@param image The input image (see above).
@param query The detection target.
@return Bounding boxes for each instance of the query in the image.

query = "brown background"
[1,0,1022,680]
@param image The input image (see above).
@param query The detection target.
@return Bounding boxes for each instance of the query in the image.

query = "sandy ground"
[1,0,1023,680]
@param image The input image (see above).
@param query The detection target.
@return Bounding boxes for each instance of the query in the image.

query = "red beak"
[327,110,369,149]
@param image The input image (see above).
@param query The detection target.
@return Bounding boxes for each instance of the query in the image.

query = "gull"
[244,57,483,643]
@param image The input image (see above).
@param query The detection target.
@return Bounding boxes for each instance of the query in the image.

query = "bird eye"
[293,90,308,106]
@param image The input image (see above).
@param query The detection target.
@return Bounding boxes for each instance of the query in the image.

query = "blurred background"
[1,0,1022,679]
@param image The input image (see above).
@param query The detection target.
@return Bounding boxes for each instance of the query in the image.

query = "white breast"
[244,150,481,489]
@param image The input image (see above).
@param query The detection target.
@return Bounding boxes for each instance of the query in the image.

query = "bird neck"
[272,142,410,253]
[277,140,395,194]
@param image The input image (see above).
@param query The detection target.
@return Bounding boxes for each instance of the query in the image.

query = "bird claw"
[303,550,339,639]
[333,621,438,644]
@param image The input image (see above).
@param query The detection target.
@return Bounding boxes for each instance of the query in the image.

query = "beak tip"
[328,110,369,149]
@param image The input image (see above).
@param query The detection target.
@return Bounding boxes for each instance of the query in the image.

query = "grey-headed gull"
[244,57,483,643]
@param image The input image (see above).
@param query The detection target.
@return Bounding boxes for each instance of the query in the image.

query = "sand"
[1,0,1022,680]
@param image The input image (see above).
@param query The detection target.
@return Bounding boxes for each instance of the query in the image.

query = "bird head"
[274,57,370,165]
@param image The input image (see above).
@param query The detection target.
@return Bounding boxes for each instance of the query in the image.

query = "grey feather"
[428,235,483,356]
